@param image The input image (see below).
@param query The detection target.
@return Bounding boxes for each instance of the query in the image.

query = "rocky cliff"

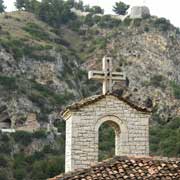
[0,10,179,180]
[0,12,179,128]
[0,12,96,130]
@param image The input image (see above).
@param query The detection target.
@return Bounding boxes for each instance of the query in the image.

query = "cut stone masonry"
[62,94,151,172]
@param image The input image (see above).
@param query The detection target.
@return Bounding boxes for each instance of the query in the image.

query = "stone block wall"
[130,6,150,19]
[65,95,150,172]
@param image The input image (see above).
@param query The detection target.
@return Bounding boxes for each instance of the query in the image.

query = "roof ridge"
[61,93,152,117]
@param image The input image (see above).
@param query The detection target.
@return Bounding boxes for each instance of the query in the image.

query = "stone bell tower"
[62,56,151,172]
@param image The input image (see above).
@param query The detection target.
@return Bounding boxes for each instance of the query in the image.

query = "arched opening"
[98,121,116,161]
[95,115,128,161]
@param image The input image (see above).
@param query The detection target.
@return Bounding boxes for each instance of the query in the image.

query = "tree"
[38,0,75,27]
[74,0,84,11]
[90,6,104,14]
[113,1,129,15]
[66,0,75,9]
[84,5,90,12]
[0,0,6,13]
[15,0,26,10]
[15,0,40,12]
[26,0,40,13]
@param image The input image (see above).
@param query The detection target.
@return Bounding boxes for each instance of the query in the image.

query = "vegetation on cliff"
[0,0,179,179]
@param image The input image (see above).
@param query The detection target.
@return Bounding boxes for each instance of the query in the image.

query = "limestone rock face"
[16,113,40,132]
[130,6,150,19]
[0,11,179,132]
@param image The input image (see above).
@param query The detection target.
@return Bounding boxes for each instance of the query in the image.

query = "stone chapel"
[62,56,151,173]
[50,57,180,180]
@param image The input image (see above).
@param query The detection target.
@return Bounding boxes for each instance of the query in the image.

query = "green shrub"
[54,38,70,47]
[132,18,142,27]
[43,145,53,154]
[0,155,8,167]
[123,17,132,26]
[23,23,50,41]
[98,15,121,28]
[30,156,64,179]
[13,131,33,146]
[150,117,180,157]
[86,6,104,14]
[0,76,17,90]
[46,156,64,178]
[13,154,27,169]
[0,143,11,154]
[32,82,54,98]
[93,15,101,24]
[68,19,82,32]
[0,37,54,61]
[0,169,8,180]
[31,151,45,161]
[170,81,180,99]
[53,91,74,105]
[33,129,47,139]
[14,168,26,180]
[0,133,10,142]
[149,75,165,88]
[154,18,171,31]
[84,14,94,26]
[0,38,25,60]
[25,151,45,164]
[93,37,107,49]
[54,120,65,134]
[31,82,74,106]
[144,26,149,32]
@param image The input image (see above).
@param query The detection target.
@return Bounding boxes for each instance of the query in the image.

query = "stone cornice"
[61,93,152,118]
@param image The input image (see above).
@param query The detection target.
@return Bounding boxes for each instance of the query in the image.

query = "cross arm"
[88,71,105,80]
[111,72,126,81]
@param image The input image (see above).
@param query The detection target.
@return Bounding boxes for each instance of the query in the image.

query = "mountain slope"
[0,12,179,127]
[0,11,179,179]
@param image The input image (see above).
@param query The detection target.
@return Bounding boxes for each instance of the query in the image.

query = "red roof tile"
[48,156,180,180]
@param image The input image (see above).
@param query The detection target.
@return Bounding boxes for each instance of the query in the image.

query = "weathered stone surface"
[16,113,40,132]
[130,6,150,19]
[63,94,150,172]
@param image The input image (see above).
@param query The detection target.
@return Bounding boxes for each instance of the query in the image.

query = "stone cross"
[88,56,126,95]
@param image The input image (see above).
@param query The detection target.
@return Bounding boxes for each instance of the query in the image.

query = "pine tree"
[0,0,6,13]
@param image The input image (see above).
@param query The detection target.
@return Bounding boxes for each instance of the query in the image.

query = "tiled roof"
[61,93,151,117]
[48,156,180,180]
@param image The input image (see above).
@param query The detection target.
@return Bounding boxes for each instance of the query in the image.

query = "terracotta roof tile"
[48,156,180,180]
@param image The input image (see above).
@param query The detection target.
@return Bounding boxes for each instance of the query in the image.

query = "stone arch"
[95,115,129,157]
